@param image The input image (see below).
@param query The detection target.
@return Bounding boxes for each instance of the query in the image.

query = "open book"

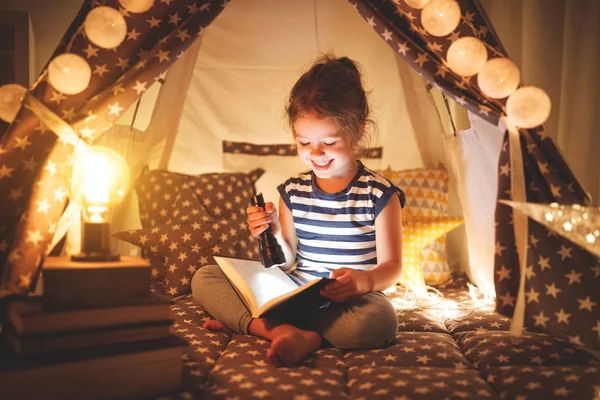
[214,256,333,318]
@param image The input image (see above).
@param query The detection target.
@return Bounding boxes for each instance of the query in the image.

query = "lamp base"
[71,252,121,262]
[75,221,119,262]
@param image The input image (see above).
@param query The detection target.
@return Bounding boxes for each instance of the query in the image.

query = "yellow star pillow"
[399,216,464,296]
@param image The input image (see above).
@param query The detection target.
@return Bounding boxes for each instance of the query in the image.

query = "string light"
[421,0,461,37]
[403,0,430,9]
[446,37,488,77]
[506,86,552,129]
[0,84,27,123]
[118,0,154,13]
[48,53,92,95]
[84,6,127,49]
[477,57,520,99]
[501,201,600,258]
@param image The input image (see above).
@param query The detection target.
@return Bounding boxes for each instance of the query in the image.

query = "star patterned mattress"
[159,277,600,400]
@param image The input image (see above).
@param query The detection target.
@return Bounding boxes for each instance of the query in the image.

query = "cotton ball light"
[477,57,520,99]
[506,87,551,129]
[446,37,487,77]
[48,53,92,95]
[84,6,127,49]
[421,0,461,37]
[118,0,154,13]
[404,0,430,9]
[0,84,27,123]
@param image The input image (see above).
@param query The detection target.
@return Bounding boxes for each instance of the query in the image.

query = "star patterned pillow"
[114,217,245,298]
[135,168,191,228]
[117,180,260,297]
[187,168,265,222]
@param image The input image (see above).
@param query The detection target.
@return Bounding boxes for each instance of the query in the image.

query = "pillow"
[378,165,455,285]
[222,141,385,206]
[115,186,255,298]
[135,167,265,227]
[400,216,464,295]
[135,169,190,228]
[128,167,264,297]
[188,168,265,222]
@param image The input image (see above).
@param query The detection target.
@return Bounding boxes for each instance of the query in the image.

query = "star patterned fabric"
[114,167,264,298]
[352,0,597,350]
[494,132,600,351]
[160,275,599,399]
[0,0,230,295]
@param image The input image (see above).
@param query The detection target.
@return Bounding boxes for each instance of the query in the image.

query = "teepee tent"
[0,0,598,353]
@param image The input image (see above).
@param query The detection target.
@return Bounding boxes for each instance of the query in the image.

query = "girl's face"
[293,113,358,180]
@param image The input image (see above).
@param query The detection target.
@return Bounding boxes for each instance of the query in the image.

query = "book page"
[214,256,300,315]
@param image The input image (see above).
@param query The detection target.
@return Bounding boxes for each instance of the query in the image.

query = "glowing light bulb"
[477,57,520,99]
[84,6,127,49]
[73,146,130,224]
[506,86,551,129]
[446,36,488,77]
[404,0,430,9]
[0,84,27,123]
[118,0,154,13]
[421,0,461,37]
[48,53,92,95]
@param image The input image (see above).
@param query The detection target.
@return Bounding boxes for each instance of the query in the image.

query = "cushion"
[400,216,464,296]
[222,141,384,206]
[122,167,265,297]
[115,186,254,298]
[379,165,456,285]
[135,169,190,228]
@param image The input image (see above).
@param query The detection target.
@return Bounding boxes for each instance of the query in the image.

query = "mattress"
[159,276,600,399]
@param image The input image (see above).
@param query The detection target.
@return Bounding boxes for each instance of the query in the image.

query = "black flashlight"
[251,193,286,268]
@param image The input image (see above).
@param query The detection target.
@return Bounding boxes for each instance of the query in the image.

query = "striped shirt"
[277,161,405,280]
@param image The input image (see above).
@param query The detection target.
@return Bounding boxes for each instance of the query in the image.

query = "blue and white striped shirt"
[278,161,405,280]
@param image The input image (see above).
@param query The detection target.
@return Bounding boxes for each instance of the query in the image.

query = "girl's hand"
[320,268,373,302]
[246,201,281,238]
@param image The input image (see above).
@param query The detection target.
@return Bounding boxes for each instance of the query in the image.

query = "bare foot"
[266,328,321,367]
[202,319,234,334]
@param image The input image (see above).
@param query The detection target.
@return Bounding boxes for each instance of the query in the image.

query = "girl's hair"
[286,55,375,152]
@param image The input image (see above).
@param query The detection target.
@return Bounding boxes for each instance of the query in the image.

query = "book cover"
[5,320,173,355]
[5,297,172,336]
[42,256,151,310]
[214,256,333,318]
[0,335,186,400]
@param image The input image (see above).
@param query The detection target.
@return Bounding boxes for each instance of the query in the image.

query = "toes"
[202,320,232,333]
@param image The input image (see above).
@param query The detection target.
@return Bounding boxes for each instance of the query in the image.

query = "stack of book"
[0,256,185,400]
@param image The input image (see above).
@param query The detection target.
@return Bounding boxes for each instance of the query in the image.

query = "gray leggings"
[191,265,398,350]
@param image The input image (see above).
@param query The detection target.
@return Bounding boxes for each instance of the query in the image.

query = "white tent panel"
[165,0,424,174]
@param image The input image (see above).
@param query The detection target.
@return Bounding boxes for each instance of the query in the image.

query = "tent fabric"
[495,130,600,350]
[352,0,597,349]
[447,111,505,297]
[0,0,227,295]
[163,0,430,177]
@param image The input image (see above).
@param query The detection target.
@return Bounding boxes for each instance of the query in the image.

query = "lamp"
[71,145,130,262]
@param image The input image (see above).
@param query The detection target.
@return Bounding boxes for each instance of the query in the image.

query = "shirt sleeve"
[374,184,405,219]
[277,180,293,210]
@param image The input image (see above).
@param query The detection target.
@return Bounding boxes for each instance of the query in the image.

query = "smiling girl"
[192,55,405,367]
